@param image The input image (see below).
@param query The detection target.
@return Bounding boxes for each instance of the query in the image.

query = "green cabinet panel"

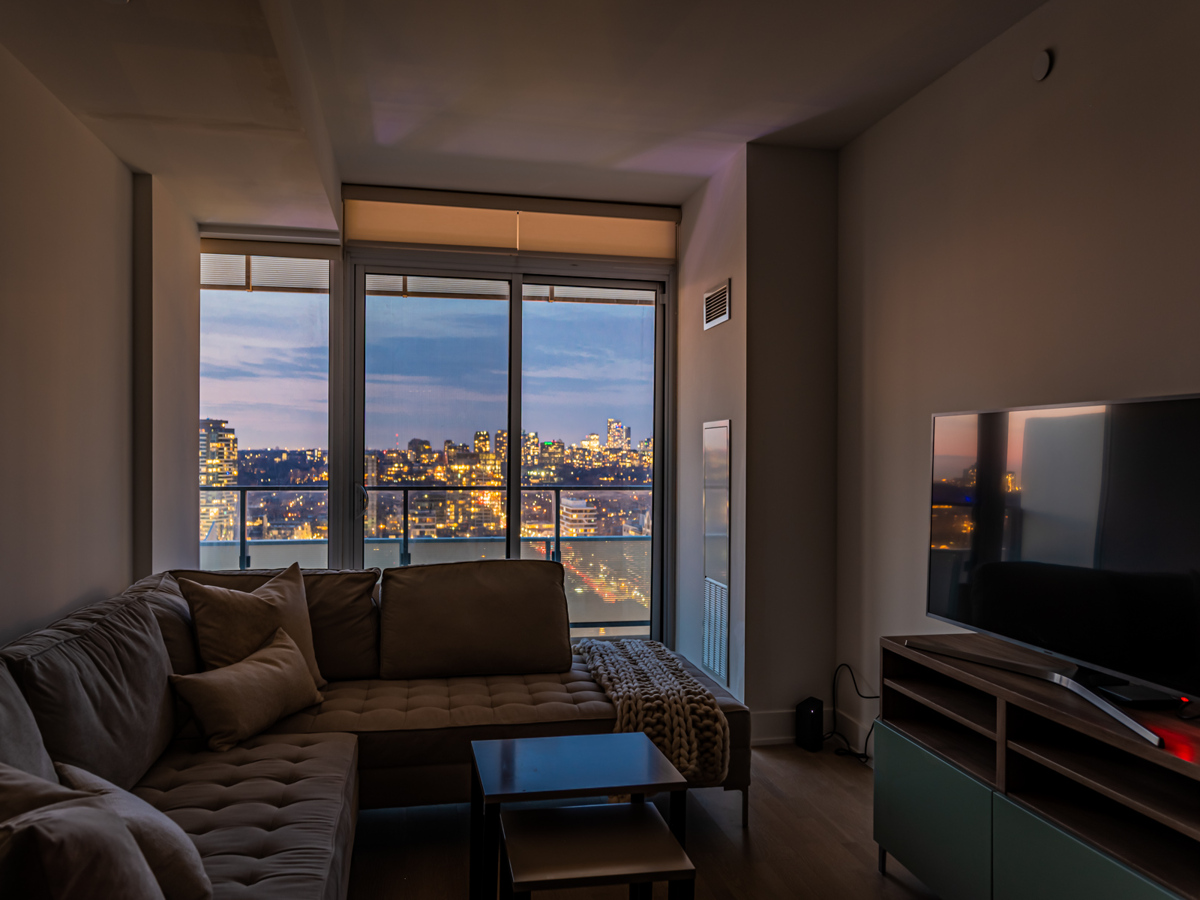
[874,720,993,900]
[992,794,1178,900]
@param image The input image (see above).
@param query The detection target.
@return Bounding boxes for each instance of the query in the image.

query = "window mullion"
[506,273,524,558]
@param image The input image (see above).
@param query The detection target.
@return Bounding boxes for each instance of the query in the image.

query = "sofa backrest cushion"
[122,572,200,677]
[0,597,174,791]
[379,560,572,679]
[0,666,57,782]
[170,567,381,680]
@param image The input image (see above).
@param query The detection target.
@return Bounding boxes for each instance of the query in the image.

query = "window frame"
[334,246,675,640]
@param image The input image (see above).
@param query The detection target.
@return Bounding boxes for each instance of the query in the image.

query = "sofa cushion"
[270,659,614,770]
[134,733,358,900]
[56,762,212,900]
[170,630,324,753]
[0,665,57,781]
[0,803,167,900]
[0,761,90,820]
[179,564,326,688]
[0,596,175,790]
[125,572,201,677]
[379,560,571,679]
[171,568,381,681]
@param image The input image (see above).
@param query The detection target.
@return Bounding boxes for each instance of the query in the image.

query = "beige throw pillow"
[55,763,212,900]
[179,562,326,688]
[169,629,324,752]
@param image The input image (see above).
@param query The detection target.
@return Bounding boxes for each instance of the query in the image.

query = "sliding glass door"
[354,266,662,638]
[362,275,510,568]
[520,284,657,637]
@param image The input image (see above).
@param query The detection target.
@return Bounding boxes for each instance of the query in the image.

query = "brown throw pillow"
[169,629,324,752]
[55,763,211,900]
[0,803,166,900]
[179,562,326,688]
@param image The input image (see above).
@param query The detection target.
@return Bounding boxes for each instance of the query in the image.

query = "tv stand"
[902,635,1163,747]
[876,633,1200,899]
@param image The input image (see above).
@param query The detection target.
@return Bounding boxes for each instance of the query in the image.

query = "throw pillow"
[178,562,326,688]
[169,629,324,752]
[0,803,165,900]
[55,763,211,900]
[0,761,90,822]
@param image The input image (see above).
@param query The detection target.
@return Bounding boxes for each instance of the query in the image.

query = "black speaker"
[795,697,823,752]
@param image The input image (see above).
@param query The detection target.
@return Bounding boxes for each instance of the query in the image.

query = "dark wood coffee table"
[470,732,689,900]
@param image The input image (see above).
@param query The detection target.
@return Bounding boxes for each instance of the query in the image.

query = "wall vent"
[703,577,729,681]
[703,280,731,330]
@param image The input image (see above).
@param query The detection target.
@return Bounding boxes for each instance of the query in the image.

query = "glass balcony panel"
[405,489,507,566]
[364,489,406,568]
[199,490,240,570]
[520,490,556,558]
[245,490,328,568]
[557,489,651,635]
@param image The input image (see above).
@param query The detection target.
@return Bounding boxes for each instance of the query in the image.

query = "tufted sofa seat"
[266,656,751,807]
[134,733,358,900]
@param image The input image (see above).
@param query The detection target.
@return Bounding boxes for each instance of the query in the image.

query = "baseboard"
[749,707,836,746]
[832,709,877,765]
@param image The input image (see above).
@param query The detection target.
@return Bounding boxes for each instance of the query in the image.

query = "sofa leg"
[741,787,750,828]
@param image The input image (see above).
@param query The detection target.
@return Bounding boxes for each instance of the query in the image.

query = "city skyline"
[201,287,655,448]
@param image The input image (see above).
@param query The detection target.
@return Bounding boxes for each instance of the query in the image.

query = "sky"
[200,288,655,450]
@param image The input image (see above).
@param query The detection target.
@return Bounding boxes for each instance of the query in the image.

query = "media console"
[876,633,1200,900]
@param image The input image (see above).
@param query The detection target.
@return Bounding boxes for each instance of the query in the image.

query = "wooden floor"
[347,746,936,899]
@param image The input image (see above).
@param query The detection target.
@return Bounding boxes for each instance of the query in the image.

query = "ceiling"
[0,0,1046,233]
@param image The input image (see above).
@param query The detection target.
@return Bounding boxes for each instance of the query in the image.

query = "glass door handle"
[357,485,369,516]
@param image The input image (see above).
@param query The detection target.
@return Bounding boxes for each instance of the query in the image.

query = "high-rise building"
[624,425,632,450]
[582,433,601,452]
[199,419,237,486]
[522,430,540,466]
[496,430,508,458]
[560,497,598,536]
[542,439,565,467]
[606,419,624,449]
[199,419,238,541]
[474,431,491,454]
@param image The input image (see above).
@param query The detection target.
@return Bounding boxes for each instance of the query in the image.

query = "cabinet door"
[874,720,992,900]
[993,794,1178,900]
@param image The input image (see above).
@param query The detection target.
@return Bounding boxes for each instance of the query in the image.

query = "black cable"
[824,663,880,763]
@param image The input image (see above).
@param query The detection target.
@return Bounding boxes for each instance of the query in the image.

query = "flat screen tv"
[928,394,1200,703]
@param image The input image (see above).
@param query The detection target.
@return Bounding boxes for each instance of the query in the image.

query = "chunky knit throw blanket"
[576,638,729,785]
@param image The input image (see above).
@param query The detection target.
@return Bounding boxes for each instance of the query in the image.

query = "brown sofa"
[0,561,750,900]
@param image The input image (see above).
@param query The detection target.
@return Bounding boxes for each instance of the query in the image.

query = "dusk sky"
[200,288,655,450]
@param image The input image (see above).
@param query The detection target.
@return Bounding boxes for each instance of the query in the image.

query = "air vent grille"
[703,280,731,330]
[703,577,729,682]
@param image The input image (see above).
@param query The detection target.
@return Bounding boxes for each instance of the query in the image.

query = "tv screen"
[928,395,1200,699]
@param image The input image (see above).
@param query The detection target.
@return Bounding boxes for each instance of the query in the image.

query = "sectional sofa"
[0,561,749,900]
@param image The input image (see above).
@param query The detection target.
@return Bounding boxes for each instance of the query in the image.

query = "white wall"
[837,0,1200,749]
[133,174,200,575]
[744,144,838,741]
[0,42,133,643]
[676,148,748,698]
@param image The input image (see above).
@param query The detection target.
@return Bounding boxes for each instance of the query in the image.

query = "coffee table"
[470,732,689,900]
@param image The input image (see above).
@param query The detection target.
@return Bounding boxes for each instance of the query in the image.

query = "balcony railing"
[200,483,651,632]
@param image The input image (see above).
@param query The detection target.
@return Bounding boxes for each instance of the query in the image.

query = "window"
[198,250,668,638]
[199,254,330,569]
